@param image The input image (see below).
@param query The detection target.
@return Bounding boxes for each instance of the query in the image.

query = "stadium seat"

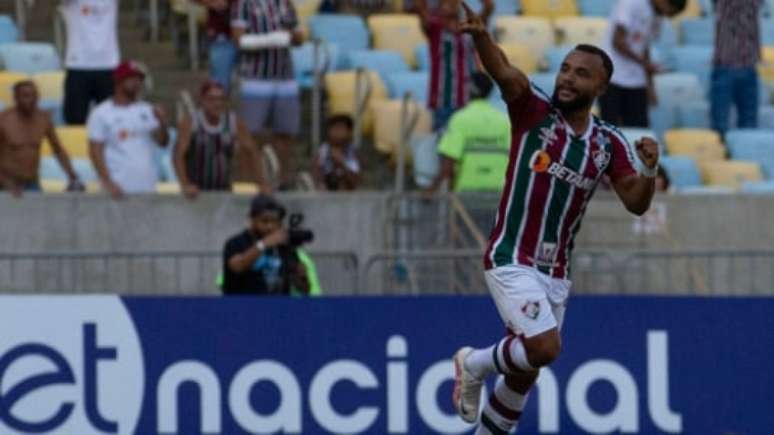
[294,0,323,38]
[725,129,774,178]
[308,14,369,53]
[664,128,725,161]
[653,73,706,108]
[291,42,341,89]
[494,16,554,59]
[347,50,410,82]
[673,0,704,20]
[368,14,425,67]
[654,21,679,49]
[660,156,703,189]
[372,99,432,155]
[0,71,28,106]
[740,181,774,194]
[577,0,615,17]
[761,19,774,45]
[46,126,89,158]
[411,133,440,187]
[0,15,18,43]
[679,18,714,46]
[465,0,520,16]
[415,44,430,71]
[385,71,429,103]
[759,46,774,84]
[324,70,388,135]
[32,71,65,103]
[759,105,774,129]
[499,43,539,74]
[677,185,735,194]
[677,101,711,129]
[649,105,677,139]
[554,17,608,47]
[671,46,713,88]
[0,42,61,74]
[543,45,574,73]
[521,0,578,18]
[529,72,556,97]
[156,182,181,194]
[39,156,98,183]
[700,160,763,188]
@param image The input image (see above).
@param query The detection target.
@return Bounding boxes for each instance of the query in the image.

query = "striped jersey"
[484,84,637,279]
[232,0,297,80]
[185,110,237,191]
[426,17,477,110]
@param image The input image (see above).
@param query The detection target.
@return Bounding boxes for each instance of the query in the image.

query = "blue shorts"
[239,79,301,136]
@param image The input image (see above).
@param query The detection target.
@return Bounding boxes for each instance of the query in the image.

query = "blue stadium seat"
[653,73,706,107]
[660,156,703,189]
[577,0,615,17]
[0,42,61,74]
[671,46,713,88]
[385,71,429,103]
[39,100,64,126]
[677,101,711,129]
[759,105,774,129]
[544,45,574,73]
[529,73,555,97]
[654,21,679,49]
[741,181,774,193]
[411,133,440,188]
[725,129,774,178]
[347,50,409,82]
[308,14,369,54]
[0,15,18,44]
[415,44,430,71]
[649,105,678,139]
[761,18,774,45]
[291,42,341,89]
[466,0,520,15]
[40,156,98,183]
[680,18,714,46]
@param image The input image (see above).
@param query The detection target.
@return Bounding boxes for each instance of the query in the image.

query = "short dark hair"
[470,72,494,99]
[668,0,688,13]
[327,114,354,130]
[13,80,35,94]
[573,44,614,83]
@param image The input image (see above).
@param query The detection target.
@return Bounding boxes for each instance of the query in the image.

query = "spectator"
[0,81,83,197]
[415,0,492,130]
[711,0,762,138]
[222,194,310,295]
[312,114,361,191]
[87,61,170,199]
[196,0,238,92]
[231,0,303,189]
[174,80,271,199]
[425,72,510,193]
[322,0,391,16]
[600,0,687,127]
[62,0,120,125]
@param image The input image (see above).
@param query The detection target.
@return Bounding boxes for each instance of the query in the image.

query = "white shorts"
[485,264,571,338]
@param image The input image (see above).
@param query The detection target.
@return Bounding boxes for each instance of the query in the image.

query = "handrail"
[14,0,32,40]
[188,1,200,71]
[394,91,420,193]
[179,89,197,120]
[352,68,372,149]
[149,0,159,42]
[53,3,65,59]
[311,39,333,152]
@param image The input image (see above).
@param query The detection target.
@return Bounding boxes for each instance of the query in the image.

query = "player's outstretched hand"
[635,137,659,169]
[459,2,487,36]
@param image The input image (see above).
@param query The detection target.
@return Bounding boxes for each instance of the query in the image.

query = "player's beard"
[551,89,593,115]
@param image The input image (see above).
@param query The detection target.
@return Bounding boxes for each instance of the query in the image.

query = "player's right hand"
[460,3,487,36]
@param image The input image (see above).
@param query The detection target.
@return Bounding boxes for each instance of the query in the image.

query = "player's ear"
[597,81,609,99]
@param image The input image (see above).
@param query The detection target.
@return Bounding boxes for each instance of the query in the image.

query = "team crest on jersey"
[530,150,552,173]
[592,148,611,172]
[521,301,541,320]
[539,127,559,145]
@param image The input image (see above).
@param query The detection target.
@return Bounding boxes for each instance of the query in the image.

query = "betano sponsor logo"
[530,150,595,191]
[0,298,682,434]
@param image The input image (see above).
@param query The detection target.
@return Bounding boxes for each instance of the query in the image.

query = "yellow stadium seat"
[521,0,578,19]
[701,160,763,188]
[368,14,425,67]
[170,0,207,22]
[0,72,30,106]
[758,46,774,84]
[32,71,65,103]
[156,182,181,194]
[664,129,725,161]
[371,99,432,155]
[324,70,388,135]
[294,0,322,40]
[494,16,554,59]
[499,43,539,75]
[45,126,89,158]
[40,179,66,193]
[232,182,260,195]
[554,17,608,46]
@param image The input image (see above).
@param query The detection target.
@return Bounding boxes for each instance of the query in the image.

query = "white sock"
[496,335,534,374]
[464,345,498,380]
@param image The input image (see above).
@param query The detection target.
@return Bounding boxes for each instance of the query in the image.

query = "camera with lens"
[287,213,314,247]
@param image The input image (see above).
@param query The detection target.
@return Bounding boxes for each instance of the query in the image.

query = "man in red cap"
[87,61,170,198]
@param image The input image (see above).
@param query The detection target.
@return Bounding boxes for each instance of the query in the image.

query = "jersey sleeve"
[86,107,108,143]
[609,0,636,28]
[605,130,638,182]
[506,84,553,134]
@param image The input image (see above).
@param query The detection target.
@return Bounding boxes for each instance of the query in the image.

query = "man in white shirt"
[600,0,686,127]
[88,61,169,198]
[62,0,120,125]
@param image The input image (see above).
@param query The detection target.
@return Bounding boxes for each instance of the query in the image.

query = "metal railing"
[352,68,372,150]
[14,0,32,40]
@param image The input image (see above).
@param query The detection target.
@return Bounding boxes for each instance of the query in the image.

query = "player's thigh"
[239,80,274,135]
[269,80,301,137]
[485,265,555,339]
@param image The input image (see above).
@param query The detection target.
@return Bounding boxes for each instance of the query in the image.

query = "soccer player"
[451,3,660,433]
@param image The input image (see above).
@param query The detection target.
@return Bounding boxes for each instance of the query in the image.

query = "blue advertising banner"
[0,296,771,434]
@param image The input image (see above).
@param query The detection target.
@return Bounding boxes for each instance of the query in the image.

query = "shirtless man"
[0,81,82,197]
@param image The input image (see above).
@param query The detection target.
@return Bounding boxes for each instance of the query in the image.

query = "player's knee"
[527,336,562,367]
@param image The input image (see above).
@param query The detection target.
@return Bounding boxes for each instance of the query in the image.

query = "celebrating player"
[451,3,660,433]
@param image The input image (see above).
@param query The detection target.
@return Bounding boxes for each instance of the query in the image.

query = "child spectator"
[312,114,360,191]
[415,0,492,130]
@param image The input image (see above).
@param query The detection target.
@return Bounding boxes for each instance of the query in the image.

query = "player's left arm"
[611,137,658,216]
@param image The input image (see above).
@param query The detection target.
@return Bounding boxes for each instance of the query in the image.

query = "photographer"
[222,195,312,295]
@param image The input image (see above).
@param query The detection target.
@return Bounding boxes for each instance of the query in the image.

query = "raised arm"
[611,137,658,216]
[460,2,529,103]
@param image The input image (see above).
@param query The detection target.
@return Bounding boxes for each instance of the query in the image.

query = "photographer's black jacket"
[222,230,301,295]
